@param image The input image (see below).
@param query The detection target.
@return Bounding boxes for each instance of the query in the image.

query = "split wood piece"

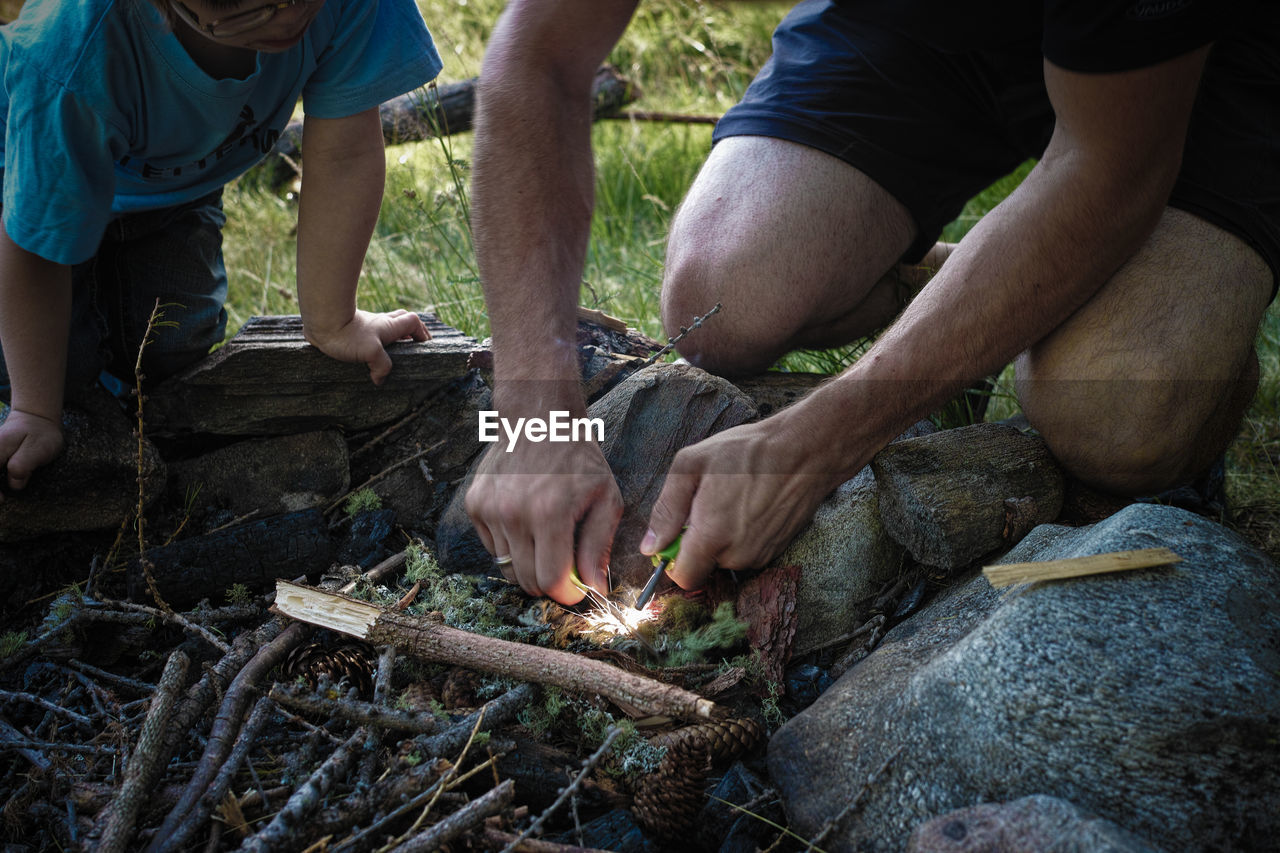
[275,580,720,721]
[983,547,1183,588]
[871,422,1065,571]
[265,65,638,182]
[146,313,483,436]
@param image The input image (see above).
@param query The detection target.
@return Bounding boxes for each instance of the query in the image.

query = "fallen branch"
[275,580,719,721]
[167,695,275,853]
[147,622,311,853]
[239,727,367,853]
[92,649,190,853]
[399,779,515,853]
[268,681,441,735]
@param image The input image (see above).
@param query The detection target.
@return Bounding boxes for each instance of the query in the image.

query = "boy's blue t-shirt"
[0,0,443,265]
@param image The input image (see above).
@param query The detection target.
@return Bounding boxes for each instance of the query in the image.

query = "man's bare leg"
[1016,207,1273,494]
[662,136,918,377]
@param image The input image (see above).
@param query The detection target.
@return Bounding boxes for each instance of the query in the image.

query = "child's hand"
[0,409,65,495]
[304,309,430,385]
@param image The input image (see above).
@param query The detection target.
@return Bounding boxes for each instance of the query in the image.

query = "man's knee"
[1020,373,1250,495]
[661,249,785,377]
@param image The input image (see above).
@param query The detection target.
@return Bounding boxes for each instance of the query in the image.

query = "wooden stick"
[275,580,719,720]
[983,547,1182,588]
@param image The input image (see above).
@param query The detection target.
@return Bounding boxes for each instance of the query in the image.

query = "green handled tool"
[635,532,682,610]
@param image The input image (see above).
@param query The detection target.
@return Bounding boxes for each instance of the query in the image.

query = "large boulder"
[769,503,1280,851]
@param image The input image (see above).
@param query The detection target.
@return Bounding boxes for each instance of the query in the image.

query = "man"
[465,0,1278,605]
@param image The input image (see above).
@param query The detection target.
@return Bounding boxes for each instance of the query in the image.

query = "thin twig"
[134,298,172,613]
[806,745,903,851]
[324,441,445,516]
[267,682,440,735]
[638,302,722,369]
[0,689,95,732]
[90,598,231,654]
[165,695,275,853]
[238,726,367,853]
[337,550,408,595]
[500,726,624,853]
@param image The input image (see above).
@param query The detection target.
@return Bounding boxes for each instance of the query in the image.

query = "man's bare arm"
[647,48,1214,587]
[466,0,640,603]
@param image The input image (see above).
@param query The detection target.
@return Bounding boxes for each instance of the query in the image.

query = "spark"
[580,601,656,637]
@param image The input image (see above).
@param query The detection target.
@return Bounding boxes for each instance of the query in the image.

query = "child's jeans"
[1,190,229,402]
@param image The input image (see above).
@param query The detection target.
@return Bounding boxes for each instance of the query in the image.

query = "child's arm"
[294,108,429,384]
[0,222,70,493]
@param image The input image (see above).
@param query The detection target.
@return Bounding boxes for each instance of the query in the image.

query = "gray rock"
[769,503,1280,852]
[350,372,491,538]
[170,429,349,517]
[782,420,937,656]
[907,794,1163,852]
[0,388,165,542]
[781,469,905,657]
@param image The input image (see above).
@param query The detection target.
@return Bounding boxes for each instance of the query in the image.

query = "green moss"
[343,488,383,518]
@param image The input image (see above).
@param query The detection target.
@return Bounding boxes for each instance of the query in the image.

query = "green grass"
[218,0,1280,553]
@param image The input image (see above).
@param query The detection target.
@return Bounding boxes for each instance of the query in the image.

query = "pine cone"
[631,739,712,843]
[648,717,764,766]
[440,667,482,709]
[399,680,439,712]
[281,641,375,698]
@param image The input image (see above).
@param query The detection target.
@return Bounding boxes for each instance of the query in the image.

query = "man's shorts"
[713,0,1280,295]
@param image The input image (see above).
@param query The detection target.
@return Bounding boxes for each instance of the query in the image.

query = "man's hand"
[465,438,622,605]
[303,309,429,385]
[0,408,65,495]
[641,410,845,591]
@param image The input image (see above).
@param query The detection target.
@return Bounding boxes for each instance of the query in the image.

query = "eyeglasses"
[170,0,316,38]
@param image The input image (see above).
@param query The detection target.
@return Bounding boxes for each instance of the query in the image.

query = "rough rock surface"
[591,363,757,588]
[907,794,1163,853]
[769,503,1280,852]
[435,363,757,586]
[0,388,164,542]
[169,429,349,517]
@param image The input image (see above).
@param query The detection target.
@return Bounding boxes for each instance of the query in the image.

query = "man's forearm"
[295,110,385,339]
[0,224,70,420]
[471,0,639,405]
[794,145,1177,484]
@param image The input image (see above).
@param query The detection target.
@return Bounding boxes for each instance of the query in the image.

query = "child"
[0,0,443,494]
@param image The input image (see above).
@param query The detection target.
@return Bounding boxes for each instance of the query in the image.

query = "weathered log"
[264,65,639,182]
[275,580,720,720]
[871,422,1065,570]
[146,313,483,436]
[128,509,332,609]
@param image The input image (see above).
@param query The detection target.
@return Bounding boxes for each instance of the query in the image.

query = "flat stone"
[146,313,482,436]
[768,503,1280,851]
[169,429,349,518]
